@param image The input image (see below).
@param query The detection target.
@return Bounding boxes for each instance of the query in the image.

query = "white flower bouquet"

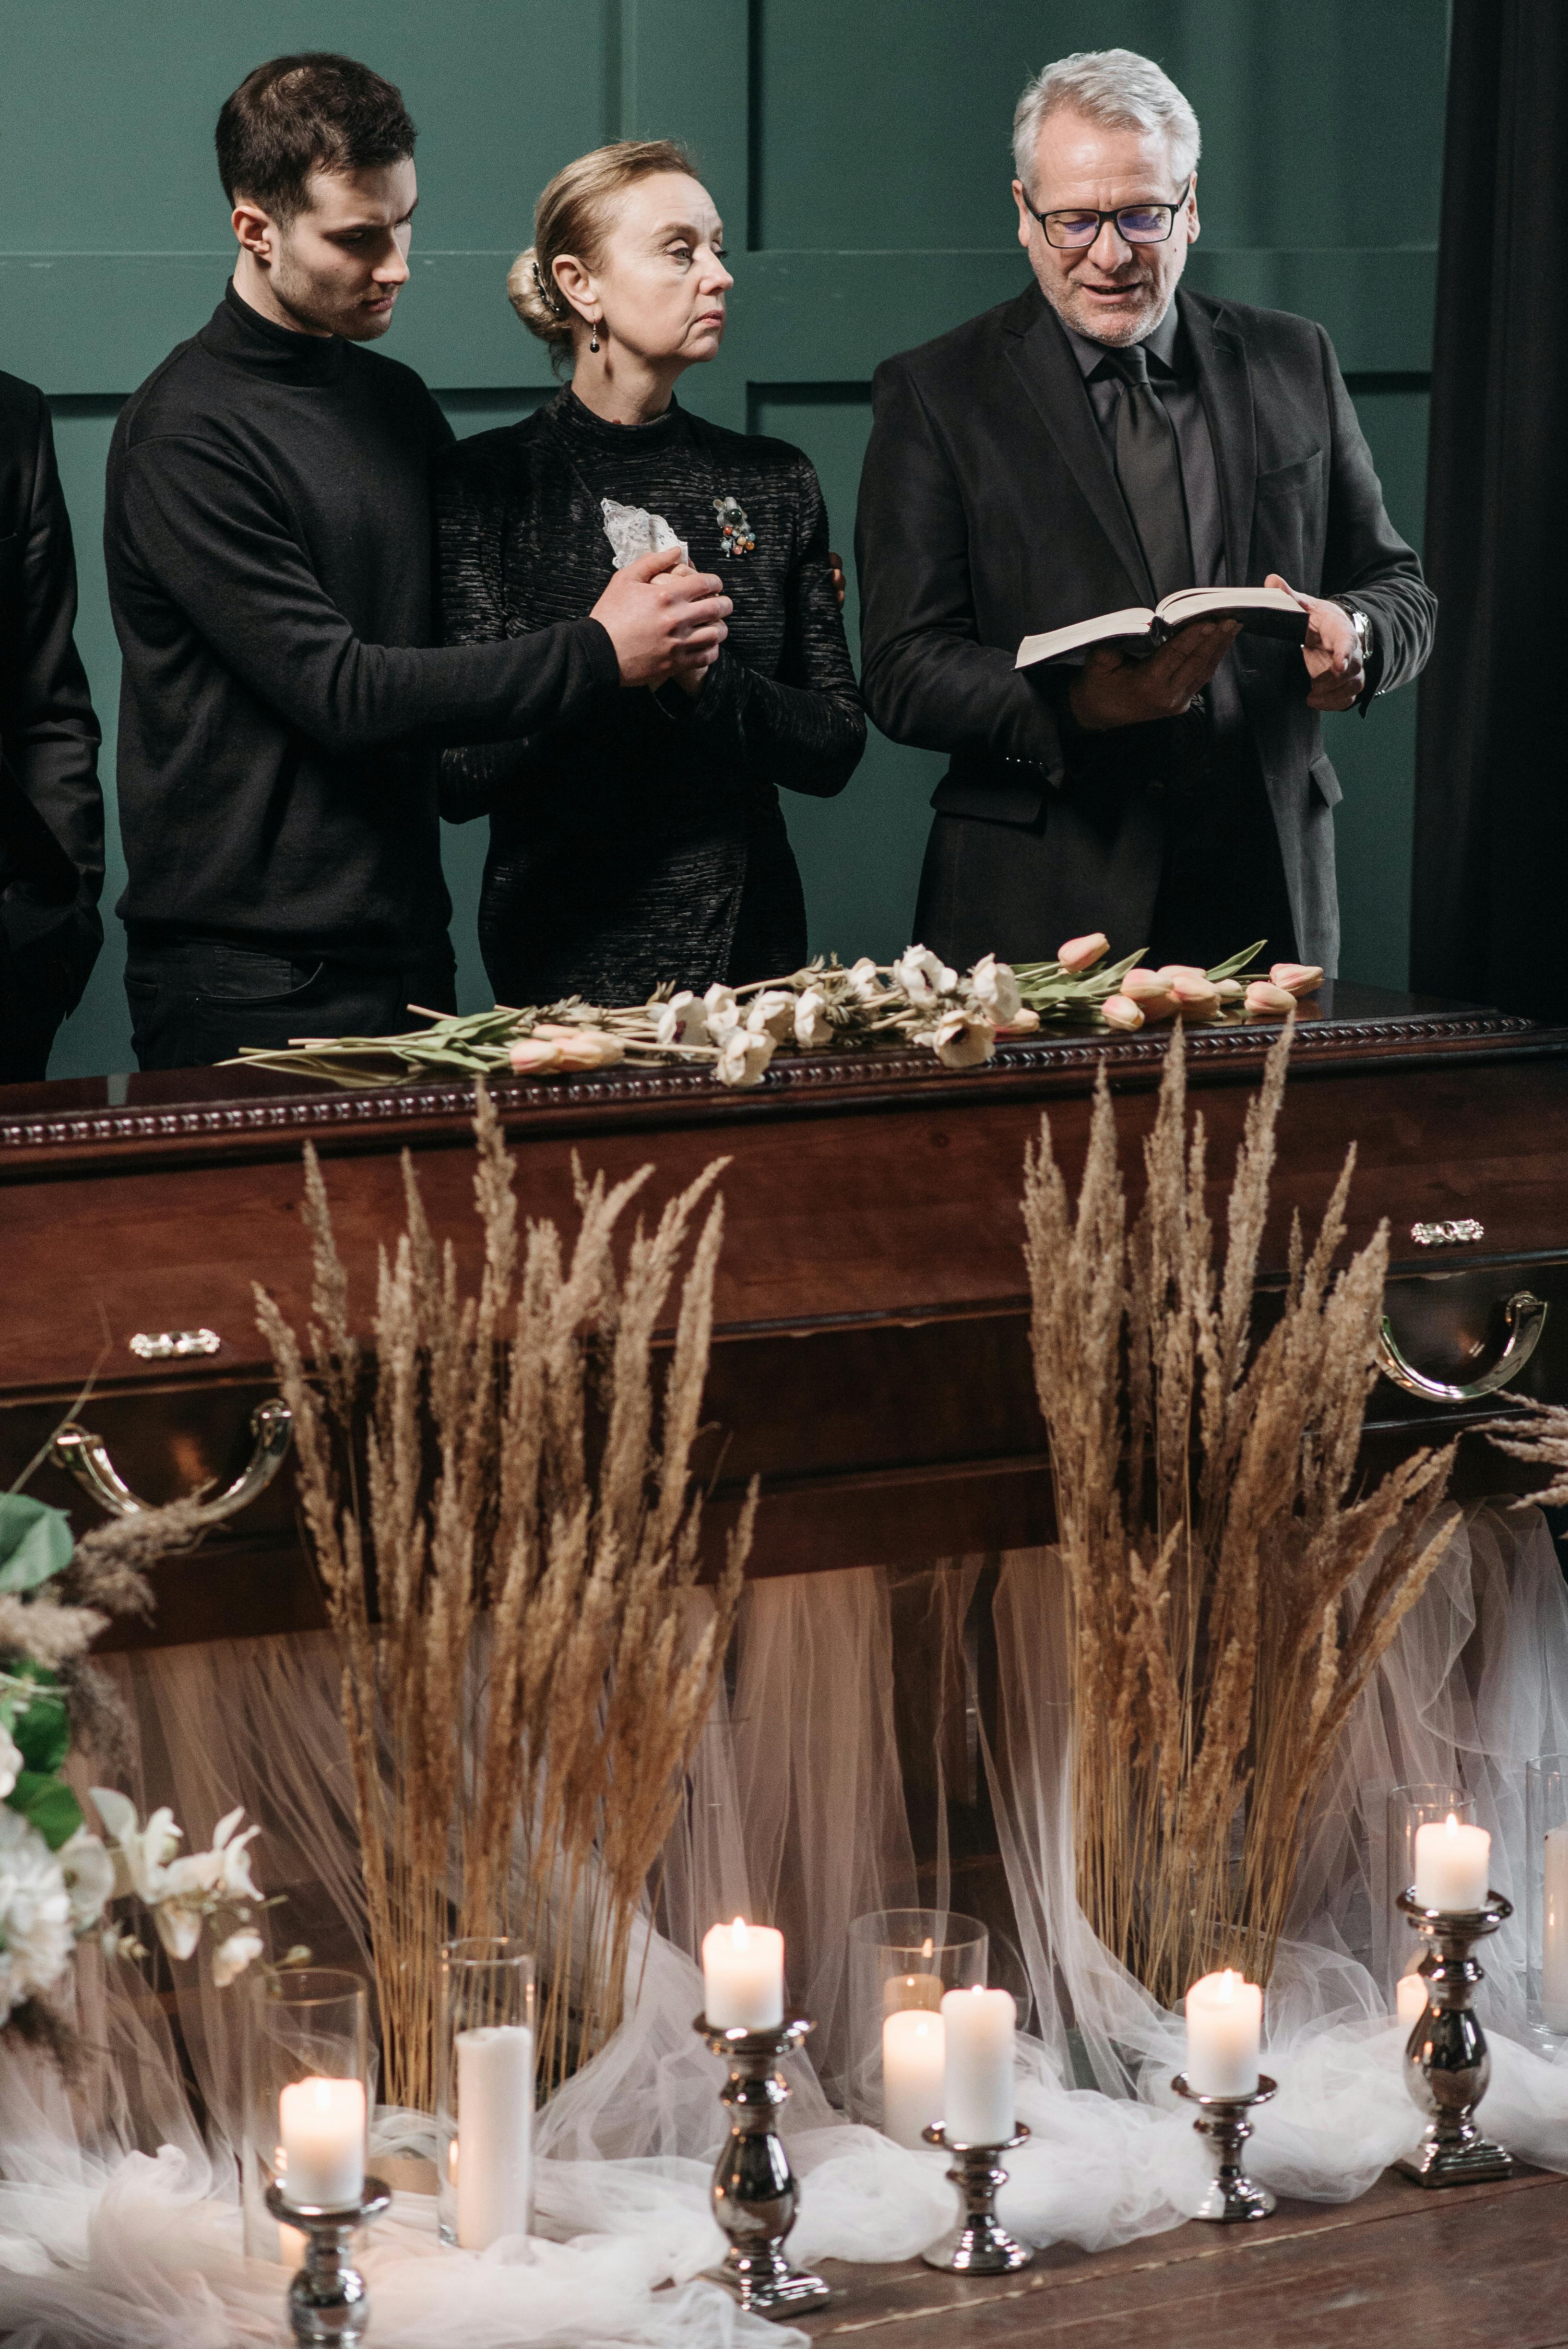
[227,937,1322,1095]
[0,1484,301,2051]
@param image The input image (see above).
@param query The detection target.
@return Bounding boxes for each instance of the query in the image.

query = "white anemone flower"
[970,953,1022,1025]
[212,1926,265,1988]
[794,988,833,1049]
[653,990,708,1047]
[0,1808,73,2016]
[894,945,958,1010]
[927,1010,997,1070]
[701,983,742,1038]
[845,956,883,1003]
[59,1829,115,1934]
[714,1029,776,1088]
[0,1723,22,1804]
[745,990,796,1042]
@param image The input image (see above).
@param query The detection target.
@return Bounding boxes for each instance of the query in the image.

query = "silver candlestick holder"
[264,2177,390,2345]
[1171,2073,1277,2220]
[1396,1887,1513,2186]
[695,2012,830,2320]
[919,2122,1033,2273]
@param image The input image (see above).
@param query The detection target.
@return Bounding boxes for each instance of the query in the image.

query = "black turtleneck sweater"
[106,283,618,963]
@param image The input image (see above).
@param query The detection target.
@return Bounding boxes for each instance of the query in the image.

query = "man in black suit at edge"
[855,48,1434,977]
[0,377,103,1083]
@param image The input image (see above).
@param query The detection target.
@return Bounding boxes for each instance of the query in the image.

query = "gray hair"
[1012,48,1201,192]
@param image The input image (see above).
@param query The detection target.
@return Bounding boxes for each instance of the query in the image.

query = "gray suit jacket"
[855,280,1434,973]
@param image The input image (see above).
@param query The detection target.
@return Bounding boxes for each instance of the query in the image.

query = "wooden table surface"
[798,2164,1568,2347]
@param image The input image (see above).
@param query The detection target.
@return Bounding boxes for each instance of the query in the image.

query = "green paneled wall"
[2,0,1446,1075]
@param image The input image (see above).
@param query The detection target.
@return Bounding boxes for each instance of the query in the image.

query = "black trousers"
[124,930,457,1072]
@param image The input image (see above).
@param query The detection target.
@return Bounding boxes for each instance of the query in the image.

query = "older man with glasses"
[856,47,1434,978]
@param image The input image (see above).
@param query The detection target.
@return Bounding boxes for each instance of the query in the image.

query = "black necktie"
[1100,344,1194,604]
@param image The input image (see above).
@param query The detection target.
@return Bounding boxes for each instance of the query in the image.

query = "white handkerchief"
[601,497,689,569]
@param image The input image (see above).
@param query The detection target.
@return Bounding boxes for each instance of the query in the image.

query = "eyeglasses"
[1022,180,1193,250]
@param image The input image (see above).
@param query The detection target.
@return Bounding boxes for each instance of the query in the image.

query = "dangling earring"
[589,318,601,354]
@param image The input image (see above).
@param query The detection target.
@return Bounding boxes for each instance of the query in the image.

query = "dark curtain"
[1411,0,1568,1015]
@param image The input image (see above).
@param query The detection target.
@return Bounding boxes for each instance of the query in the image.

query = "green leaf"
[12,1689,70,1776]
[8,1773,83,1852]
[0,1495,73,1595]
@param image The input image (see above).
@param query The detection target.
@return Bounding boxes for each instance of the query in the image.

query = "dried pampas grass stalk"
[1023,1022,1457,2003]
[256,1083,751,2109]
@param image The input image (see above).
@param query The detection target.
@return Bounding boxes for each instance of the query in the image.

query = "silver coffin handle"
[1376,1290,1548,1404]
[48,1399,293,1523]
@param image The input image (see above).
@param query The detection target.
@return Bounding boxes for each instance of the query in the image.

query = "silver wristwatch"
[1338,601,1374,685]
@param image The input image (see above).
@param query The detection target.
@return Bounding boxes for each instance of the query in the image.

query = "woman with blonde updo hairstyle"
[437,140,864,1010]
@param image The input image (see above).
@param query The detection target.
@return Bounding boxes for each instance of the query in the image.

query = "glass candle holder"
[846,1908,987,2132]
[1384,1783,1476,1998]
[437,1938,535,2250]
[1526,1755,1568,2040]
[241,1968,370,2262]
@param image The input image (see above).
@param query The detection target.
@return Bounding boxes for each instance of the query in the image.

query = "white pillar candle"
[940,1985,1016,2144]
[1413,1812,1490,1910]
[1543,1827,1568,2031]
[277,2077,365,2209]
[881,2008,945,2147]
[1184,1970,1262,2097]
[1396,1972,1429,2031]
[701,1917,784,2030]
[454,2023,533,2251]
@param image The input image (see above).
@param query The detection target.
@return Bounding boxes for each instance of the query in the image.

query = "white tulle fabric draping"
[5,1516,1568,2344]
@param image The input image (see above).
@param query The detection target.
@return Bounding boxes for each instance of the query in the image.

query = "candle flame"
[1445,1812,1459,1836]
[730,1916,748,1948]
[310,2081,332,2111]
[1220,1969,1238,2001]
[921,1938,934,1960]
[971,1982,985,1995]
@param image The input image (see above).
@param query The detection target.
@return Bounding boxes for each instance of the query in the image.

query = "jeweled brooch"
[714,494,755,556]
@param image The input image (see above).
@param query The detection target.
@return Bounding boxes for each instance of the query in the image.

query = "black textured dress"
[437,387,865,1006]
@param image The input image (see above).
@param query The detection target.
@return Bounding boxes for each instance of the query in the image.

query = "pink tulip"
[1244,980,1298,1015]
[556,1033,626,1069]
[1057,931,1110,973]
[1155,963,1206,983]
[1102,993,1144,1031]
[1119,967,1170,1003]
[1169,973,1221,1010]
[1269,961,1324,998]
[995,1007,1042,1035]
[509,1037,564,1073]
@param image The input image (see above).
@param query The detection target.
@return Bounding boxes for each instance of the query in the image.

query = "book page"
[1154,586,1307,627]
[1015,608,1155,670]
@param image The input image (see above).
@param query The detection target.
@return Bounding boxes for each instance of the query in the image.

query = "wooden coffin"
[2,981,1566,1652]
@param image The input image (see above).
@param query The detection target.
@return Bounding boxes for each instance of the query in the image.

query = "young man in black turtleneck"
[107,52,732,1070]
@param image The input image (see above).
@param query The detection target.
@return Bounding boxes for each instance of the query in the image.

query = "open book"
[1016,585,1309,671]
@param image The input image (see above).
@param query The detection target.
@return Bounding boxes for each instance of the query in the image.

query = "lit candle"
[883,1934,944,2017]
[701,1917,784,2030]
[881,2007,945,2147]
[940,1985,1015,2144]
[277,2077,365,2210]
[1396,1972,1428,2031]
[1544,1827,1568,2031]
[1184,1970,1262,2097]
[1413,1812,1490,1910]
[455,2023,533,2250]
